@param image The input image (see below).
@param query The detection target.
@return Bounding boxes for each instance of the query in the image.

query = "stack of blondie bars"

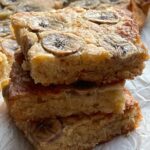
[1,0,150,150]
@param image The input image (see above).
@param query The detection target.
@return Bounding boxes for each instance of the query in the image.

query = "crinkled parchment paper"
[0,12,150,150]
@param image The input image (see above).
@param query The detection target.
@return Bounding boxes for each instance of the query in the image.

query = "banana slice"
[0,4,2,10]
[16,2,46,12]
[84,10,119,24]
[30,119,62,143]
[0,0,18,6]
[70,0,99,9]
[100,0,122,4]
[4,0,54,13]
[5,0,49,13]
[1,39,18,53]
[0,20,11,37]
[42,32,84,56]
[28,16,64,31]
[99,34,137,57]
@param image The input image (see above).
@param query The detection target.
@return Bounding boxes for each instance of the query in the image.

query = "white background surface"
[0,13,150,150]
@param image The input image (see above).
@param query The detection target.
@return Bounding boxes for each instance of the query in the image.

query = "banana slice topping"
[84,10,119,24]
[31,119,62,143]
[0,20,11,37]
[28,17,64,31]
[99,34,137,57]
[42,32,84,56]
[1,39,18,53]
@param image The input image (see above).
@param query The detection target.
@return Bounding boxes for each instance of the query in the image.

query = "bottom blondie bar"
[15,91,141,150]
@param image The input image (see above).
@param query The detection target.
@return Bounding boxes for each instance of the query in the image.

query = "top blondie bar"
[11,7,148,86]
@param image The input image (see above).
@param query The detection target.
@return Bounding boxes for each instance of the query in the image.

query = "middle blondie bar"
[3,52,126,121]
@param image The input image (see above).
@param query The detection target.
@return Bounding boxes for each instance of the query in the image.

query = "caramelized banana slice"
[28,16,64,31]
[42,32,84,56]
[0,20,11,37]
[1,38,18,53]
[16,3,45,12]
[99,34,137,57]
[15,0,54,13]
[0,0,18,6]
[100,0,122,4]
[70,0,100,9]
[7,3,38,13]
[30,119,62,143]
[84,10,119,24]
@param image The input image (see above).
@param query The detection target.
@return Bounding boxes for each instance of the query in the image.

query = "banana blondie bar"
[3,52,126,121]
[69,0,150,29]
[11,7,148,86]
[14,91,142,150]
[0,0,65,19]
[0,0,64,81]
